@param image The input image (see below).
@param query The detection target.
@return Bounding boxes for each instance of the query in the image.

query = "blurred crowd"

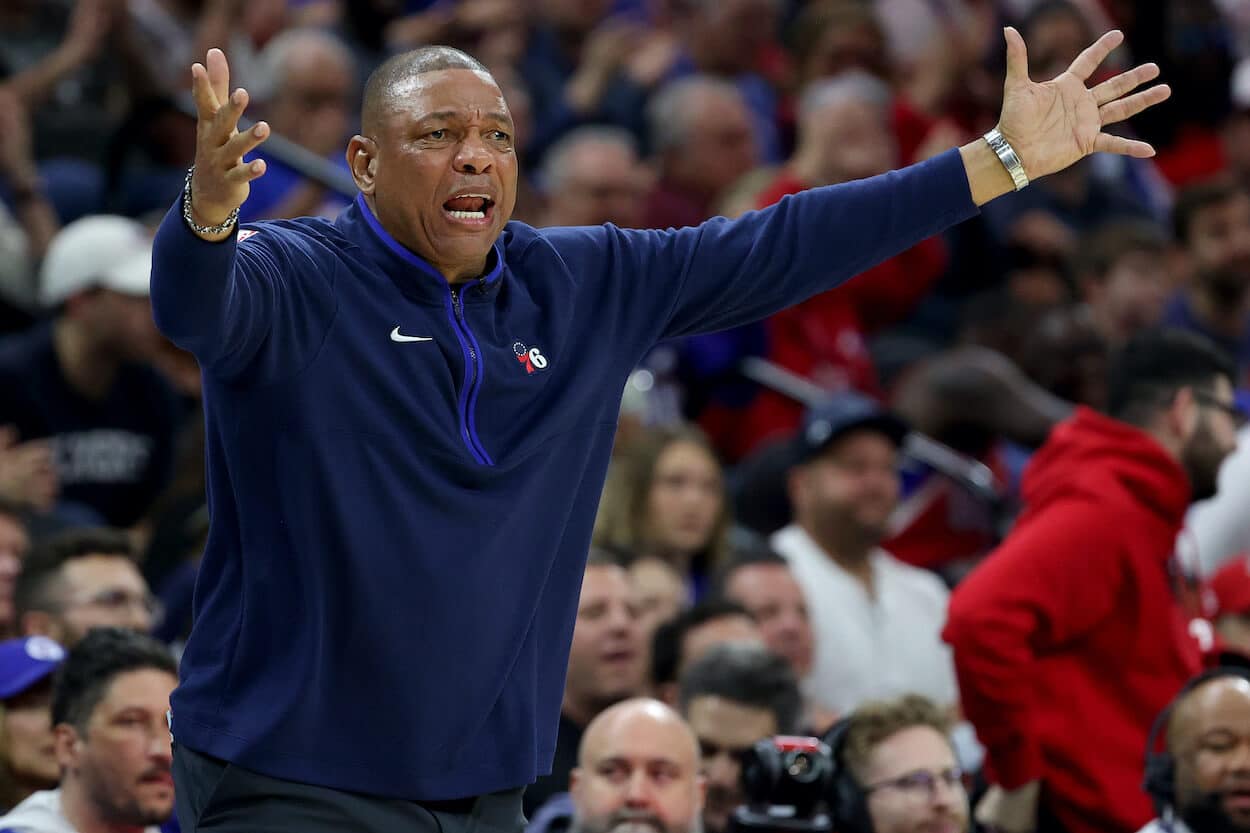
[3,0,1250,833]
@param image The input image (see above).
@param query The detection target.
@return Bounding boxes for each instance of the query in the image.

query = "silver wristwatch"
[181,166,240,236]
[983,128,1029,191]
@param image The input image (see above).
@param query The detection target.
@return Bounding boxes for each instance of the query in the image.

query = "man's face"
[690,0,777,75]
[39,556,156,647]
[679,616,763,680]
[862,726,969,833]
[791,431,900,546]
[806,97,895,186]
[1175,678,1250,833]
[629,557,687,643]
[57,669,177,828]
[1186,193,1250,304]
[545,141,650,229]
[567,566,646,714]
[363,69,518,281]
[1092,249,1170,340]
[270,48,354,157]
[81,291,162,362]
[670,92,758,201]
[0,513,29,630]
[571,706,705,833]
[1180,378,1241,503]
[685,695,778,833]
[723,564,813,677]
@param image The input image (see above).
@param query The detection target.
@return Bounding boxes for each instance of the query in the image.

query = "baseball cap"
[1206,555,1250,620]
[0,636,66,700]
[39,215,155,309]
[790,390,908,466]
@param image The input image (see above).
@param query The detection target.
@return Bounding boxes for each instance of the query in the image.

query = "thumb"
[1004,26,1029,87]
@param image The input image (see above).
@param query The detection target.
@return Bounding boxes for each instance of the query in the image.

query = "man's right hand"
[189,48,270,240]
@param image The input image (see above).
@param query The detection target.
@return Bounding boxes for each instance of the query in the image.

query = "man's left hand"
[997,26,1169,179]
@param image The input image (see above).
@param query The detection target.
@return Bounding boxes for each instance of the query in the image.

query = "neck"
[60,779,147,833]
[53,319,117,399]
[1188,283,1250,339]
[799,519,876,591]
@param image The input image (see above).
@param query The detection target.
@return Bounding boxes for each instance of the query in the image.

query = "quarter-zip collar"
[339,193,506,306]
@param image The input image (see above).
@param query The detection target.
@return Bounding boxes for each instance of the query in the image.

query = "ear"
[569,765,582,797]
[347,135,379,194]
[1165,386,1199,442]
[21,611,62,643]
[694,771,708,811]
[53,723,81,771]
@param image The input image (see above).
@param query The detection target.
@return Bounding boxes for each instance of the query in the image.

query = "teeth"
[448,210,486,219]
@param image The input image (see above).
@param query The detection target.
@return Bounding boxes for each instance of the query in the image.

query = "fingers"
[1004,26,1029,87]
[1099,83,1171,125]
[1093,132,1157,157]
[190,62,219,120]
[1091,62,1159,106]
[1067,29,1124,82]
[220,121,270,166]
[206,48,231,109]
[224,158,267,185]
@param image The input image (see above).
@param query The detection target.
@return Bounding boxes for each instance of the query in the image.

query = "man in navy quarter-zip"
[152,28,1171,833]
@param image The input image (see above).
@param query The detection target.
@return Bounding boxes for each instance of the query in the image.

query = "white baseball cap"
[39,215,155,308]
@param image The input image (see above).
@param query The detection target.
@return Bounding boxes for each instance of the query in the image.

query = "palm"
[994,28,1170,181]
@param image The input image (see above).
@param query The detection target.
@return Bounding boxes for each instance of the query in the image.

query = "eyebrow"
[422,110,514,126]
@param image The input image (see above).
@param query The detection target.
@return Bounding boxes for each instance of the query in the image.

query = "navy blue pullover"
[150,148,978,801]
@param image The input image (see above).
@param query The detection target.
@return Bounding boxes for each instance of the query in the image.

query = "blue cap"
[0,637,66,700]
[791,390,908,465]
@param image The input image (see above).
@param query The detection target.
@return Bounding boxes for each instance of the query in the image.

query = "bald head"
[1167,673,1250,831]
[362,46,492,135]
[1169,675,1250,751]
[572,698,705,833]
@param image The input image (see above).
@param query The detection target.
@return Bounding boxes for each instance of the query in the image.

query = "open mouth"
[443,194,495,224]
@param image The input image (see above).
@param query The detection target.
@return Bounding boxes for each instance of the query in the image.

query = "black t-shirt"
[0,323,182,527]
[523,713,584,817]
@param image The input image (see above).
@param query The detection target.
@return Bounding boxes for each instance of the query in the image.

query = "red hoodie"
[943,408,1203,833]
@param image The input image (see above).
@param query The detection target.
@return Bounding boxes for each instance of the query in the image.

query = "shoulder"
[878,551,950,600]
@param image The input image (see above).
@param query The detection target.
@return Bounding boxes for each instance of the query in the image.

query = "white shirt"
[0,788,163,833]
[1182,423,1250,577]
[770,524,959,714]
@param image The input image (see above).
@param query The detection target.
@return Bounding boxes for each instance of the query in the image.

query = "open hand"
[996,27,1170,180]
[189,48,269,230]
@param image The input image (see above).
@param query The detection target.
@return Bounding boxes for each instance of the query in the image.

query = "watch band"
[983,128,1029,191]
[181,166,240,236]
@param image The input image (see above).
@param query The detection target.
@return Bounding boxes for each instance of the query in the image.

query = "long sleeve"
[941,503,1126,788]
[535,147,977,357]
[149,200,339,384]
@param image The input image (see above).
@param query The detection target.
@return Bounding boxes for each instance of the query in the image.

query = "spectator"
[595,425,731,598]
[628,555,688,647]
[0,503,30,640]
[944,329,1243,833]
[1140,668,1250,833]
[824,694,970,833]
[14,529,159,648]
[1184,414,1250,576]
[1075,219,1172,348]
[678,642,802,833]
[528,697,704,833]
[771,391,959,715]
[0,637,65,813]
[536,126,650,229]
[240,28,358,223]
[650,599,762,706]
[1204,556,1250,657]
[0,628,176,833]
[642,76,758,231]
[524,550,647,816]
[1164,178,1250,382]
[0,216,182,530]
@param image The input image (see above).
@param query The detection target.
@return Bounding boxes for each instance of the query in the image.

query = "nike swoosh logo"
[391,327,433,343]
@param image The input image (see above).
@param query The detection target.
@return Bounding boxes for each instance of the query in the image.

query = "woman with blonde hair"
[595,424,732,599]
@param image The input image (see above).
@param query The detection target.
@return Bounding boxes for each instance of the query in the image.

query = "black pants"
[173,744,528,833]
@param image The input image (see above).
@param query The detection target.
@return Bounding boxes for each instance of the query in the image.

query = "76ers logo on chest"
[513,341,548,374]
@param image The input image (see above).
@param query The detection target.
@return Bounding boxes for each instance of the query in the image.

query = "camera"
[728,735,835,833]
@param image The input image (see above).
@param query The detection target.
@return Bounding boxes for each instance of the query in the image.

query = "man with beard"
[0,628,177,833]
[826,694,970,833]
[1163,180,1250,384]
[944,328,1242,833]
[526,551,648,817]
[770,392,959,717]
[567,698,704,833]
[1141,669,1250,833]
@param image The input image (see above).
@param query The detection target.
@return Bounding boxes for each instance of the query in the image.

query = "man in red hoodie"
[943,328,1244,833]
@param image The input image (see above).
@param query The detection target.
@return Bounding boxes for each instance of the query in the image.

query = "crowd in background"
[2,0,1250,832]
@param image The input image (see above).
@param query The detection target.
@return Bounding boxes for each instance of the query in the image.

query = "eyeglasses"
[1193,390,1248,428]
[864,767,966,799]
[60,588,165,624]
